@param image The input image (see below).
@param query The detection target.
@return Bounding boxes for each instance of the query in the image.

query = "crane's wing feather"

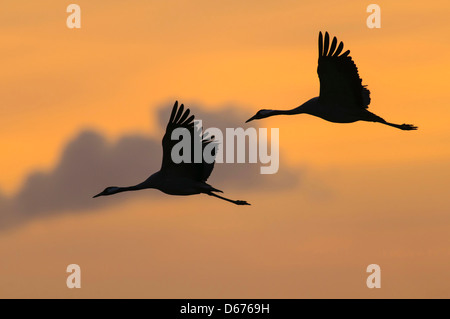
[317,32,371,109]
[161,101,217,182]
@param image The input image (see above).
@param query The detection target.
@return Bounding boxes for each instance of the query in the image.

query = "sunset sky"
[1,0,450,298]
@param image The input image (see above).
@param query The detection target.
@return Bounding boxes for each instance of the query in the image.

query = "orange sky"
[1,0,450,298]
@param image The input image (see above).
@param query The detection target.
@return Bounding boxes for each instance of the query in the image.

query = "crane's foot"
[234,200,251,206]
[207,192,251,206]
[399,123,418,130]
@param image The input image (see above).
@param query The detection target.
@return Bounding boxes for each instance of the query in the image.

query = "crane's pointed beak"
[245,115,257,123]
[92,192,102,198]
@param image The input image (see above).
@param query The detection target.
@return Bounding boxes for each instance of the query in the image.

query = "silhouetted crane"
[246,31,417,131]
[93,101,250,205]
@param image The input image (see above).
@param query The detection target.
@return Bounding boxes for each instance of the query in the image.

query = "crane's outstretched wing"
[161,101,217,182]
[317,31,370,109]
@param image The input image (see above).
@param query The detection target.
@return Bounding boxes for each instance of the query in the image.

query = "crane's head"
[245,109,273,123]
[93,186,120,198]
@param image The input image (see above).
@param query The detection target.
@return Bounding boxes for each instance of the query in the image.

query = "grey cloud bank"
[0,103,300,231]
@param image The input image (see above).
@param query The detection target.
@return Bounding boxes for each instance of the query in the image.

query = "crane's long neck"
[111,181,151,195]
[269,109,302,116]
[269,97,318,117]
[115,185,143,193]
[94,174,161,198]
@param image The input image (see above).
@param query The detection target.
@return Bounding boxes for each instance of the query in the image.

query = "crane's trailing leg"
[380,122,418,131]
[365,112,418,130]
[373,117,418,130]
[207,192,251,206]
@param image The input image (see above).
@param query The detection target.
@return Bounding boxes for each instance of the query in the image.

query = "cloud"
[0,102,300,231]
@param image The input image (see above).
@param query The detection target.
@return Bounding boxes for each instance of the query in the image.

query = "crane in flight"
[246,32,417,131]
[93,101,250,206]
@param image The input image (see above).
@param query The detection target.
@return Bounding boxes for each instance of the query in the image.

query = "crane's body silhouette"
[93,101,250,205]
[246,32,417,131]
